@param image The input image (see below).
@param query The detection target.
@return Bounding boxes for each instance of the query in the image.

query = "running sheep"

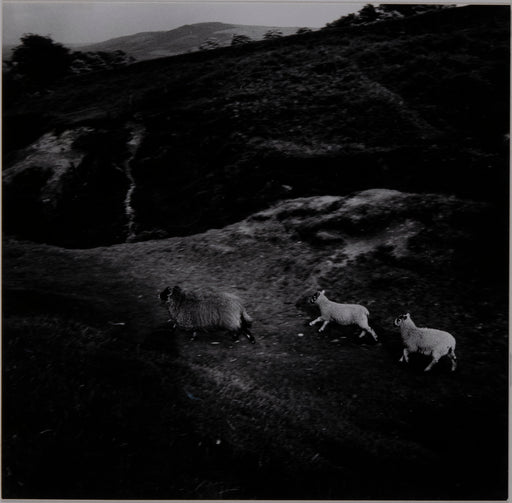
[308,290,378,341]
[159,285,255,344]
[394,313,457,372]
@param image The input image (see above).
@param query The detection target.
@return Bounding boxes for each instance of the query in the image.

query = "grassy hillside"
[2,4,509,500]
[3,189,508,499]
[3,5,509,247]
[78,22,301,60]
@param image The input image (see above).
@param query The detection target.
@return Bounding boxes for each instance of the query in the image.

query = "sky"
[2,0,366,45]
[3,0,502,46]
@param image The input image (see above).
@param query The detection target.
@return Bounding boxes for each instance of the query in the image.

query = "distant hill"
[78,22,303,60]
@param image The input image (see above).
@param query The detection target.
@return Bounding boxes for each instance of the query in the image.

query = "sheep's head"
[394,313,411,326]
[159,285,185,304]
[309,290,326,304]
[159,286,172,303]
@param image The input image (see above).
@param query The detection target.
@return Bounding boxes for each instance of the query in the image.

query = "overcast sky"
[3,1,497,46]
[2,1,369,45]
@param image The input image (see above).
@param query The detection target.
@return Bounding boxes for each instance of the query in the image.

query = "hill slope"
[2,5,509,499]
[3,189,508,499]
[3,5,509,248]
[78,22,302,60]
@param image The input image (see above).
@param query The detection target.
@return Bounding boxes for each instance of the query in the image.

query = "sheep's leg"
[309,317,323,327]
[448,350,457,371]
[358,324,378,341]
[424,355,440,372]
[232,329,255,344]
[366,326,378,341]
[242,328,256,344]
[399,348,410,363]
[318,320,329,333]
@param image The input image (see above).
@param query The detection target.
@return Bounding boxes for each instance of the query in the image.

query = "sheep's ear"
[320,290,325,295]
[405,312,410,318]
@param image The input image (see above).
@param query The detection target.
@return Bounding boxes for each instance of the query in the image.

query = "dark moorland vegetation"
[2,4,510,500]
[3,34,134,97]
[3,4,509,247]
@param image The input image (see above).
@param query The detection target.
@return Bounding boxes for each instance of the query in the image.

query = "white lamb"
[394,313,457,372]
[308,290,378,341]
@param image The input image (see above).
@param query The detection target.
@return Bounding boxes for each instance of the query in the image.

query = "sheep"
[393,313,457,372]
[308,290,378,341]
[159,285,255,344]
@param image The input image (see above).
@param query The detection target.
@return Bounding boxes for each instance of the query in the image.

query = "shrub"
[8,34,72,88]
[264,30,284,40]
[231,34,253,46]
[296,27,313,35]
[199,38,220,50]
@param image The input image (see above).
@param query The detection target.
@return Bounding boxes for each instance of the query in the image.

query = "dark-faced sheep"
[159,285,255,344]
